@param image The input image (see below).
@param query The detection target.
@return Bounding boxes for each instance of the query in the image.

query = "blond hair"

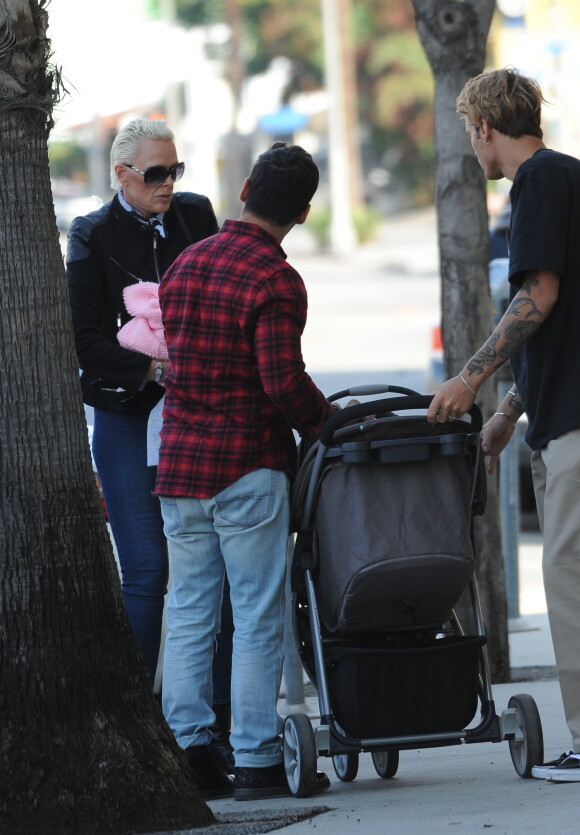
[456,68,544,140]
[110,119,175,188]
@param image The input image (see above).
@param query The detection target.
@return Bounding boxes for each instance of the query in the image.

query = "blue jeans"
[93,408,168,682]
[93,408,233,695]
[160,468,289,767]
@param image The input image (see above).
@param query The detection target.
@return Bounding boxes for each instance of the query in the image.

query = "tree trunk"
[0,3,214,832]
[411,0,510,682]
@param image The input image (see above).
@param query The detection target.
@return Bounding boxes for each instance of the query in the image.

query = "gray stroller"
[282,385,544,795]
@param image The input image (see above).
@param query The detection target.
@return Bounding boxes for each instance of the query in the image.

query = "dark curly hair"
[244,142,319,226]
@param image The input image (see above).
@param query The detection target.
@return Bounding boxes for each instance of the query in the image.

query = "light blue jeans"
[159,468,289,768]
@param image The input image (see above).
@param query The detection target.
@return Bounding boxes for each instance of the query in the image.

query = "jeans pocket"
[216,470,276,527]
[159,496,183,536]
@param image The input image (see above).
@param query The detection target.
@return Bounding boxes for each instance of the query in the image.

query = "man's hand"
[427,375,476,424]
[342,398,367,426]
[481,413,516,475]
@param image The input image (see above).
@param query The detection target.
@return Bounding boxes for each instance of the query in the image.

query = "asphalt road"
[286,207,440,394]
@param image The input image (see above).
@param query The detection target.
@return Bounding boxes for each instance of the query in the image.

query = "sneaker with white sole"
[545,753,580,782]
[233,762,330,801]
[531,751,574,780]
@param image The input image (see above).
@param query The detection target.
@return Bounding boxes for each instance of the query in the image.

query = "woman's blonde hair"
[110,119,174,189]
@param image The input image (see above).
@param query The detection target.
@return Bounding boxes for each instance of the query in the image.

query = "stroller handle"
[319,394,483,446]
[328,384,419,401]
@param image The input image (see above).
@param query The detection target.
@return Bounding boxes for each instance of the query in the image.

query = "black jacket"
[67,191,219,413]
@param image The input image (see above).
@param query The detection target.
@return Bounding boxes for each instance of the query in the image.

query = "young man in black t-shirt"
[428,67,580,782]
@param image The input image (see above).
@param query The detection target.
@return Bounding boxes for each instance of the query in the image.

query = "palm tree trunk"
[0,3,214,832]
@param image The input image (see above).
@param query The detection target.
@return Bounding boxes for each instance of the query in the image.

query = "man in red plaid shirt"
[155,143,333,800]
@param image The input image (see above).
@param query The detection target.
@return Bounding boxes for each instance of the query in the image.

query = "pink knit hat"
[118,282,168,360]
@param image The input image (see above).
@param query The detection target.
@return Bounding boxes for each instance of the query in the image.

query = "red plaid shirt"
[154,219,331,498]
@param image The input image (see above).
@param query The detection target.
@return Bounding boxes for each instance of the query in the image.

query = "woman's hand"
[145,358,168,383]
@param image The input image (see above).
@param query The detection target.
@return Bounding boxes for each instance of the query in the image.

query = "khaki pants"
[532,428,580,752]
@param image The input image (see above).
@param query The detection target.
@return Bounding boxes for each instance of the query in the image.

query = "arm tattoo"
[494,292,545,357]
[509,296,543,319]
[507,392,525,414]
[466,306,543,377]
[466,333,501,376]
[502,318,541,343]
[520,270,540,295]
[466,271,554,379]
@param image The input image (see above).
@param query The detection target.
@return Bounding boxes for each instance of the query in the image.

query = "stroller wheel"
[371,750,399,779]
[283,713,317,797]
[507,693,544,778]
[332,753,359,782]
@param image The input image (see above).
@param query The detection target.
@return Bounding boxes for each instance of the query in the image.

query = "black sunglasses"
[123,161,185,186]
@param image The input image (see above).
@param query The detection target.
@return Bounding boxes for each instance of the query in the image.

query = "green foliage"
[143,0,161,19]
[307,204,382,248]
[173,0,223,27]
[174,0,323,91]
[172,0,435,207]
[306,206,330,247]
[353,203,382,243]
[353,3,435,205]
[240,0,324,90]
[48,141,88,181]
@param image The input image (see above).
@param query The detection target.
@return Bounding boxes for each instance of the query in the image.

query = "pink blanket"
[117,281,168,360]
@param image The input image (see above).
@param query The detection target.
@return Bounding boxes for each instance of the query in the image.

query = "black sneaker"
[545,753,580,782]
[234,762,330,801]
[209,704,235,774]
[184,744,234,799]
[209,733,235,775]
[531,750,574,780]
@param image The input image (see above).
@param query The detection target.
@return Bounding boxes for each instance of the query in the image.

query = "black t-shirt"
[508,148,580,450]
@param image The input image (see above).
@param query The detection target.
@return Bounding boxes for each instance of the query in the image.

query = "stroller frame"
[283,385,543,796]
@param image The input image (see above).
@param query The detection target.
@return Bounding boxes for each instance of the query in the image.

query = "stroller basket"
[326,634,486,739]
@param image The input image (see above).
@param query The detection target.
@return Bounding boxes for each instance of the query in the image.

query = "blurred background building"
[47,0,580,244]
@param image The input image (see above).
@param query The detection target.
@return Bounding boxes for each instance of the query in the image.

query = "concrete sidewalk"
[162,214,574,833]
[203,536,577,834]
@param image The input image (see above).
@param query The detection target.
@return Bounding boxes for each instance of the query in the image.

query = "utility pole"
[321,0,358,254]
[159,0,182,130]
[223,0,247,219]
[339,0,363,209]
